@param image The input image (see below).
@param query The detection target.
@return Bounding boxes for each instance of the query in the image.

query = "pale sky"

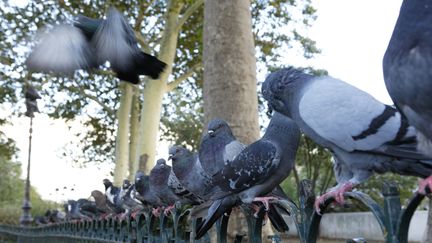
[3,0,403,202]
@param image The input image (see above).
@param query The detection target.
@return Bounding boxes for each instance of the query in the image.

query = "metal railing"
[0,180,428,243]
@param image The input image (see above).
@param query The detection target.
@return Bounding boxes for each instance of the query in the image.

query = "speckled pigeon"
[383,0,432,190]
[199,119,246,177]
[262,67,432,213]
[26,7,166,84]
[196,112,301,239]
[169,145,212,202]
[102,178,125,214]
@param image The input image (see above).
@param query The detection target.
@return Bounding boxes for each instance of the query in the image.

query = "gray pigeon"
[196,112,301,239]
[199,119,246,176]
[169,146,212,202]
[26,7,166,84]
[383,1,432,160]
[102,179,125,214]
[262,67,432,212]
[119,179,143,217]
[149,159,181,215]
[133,171,162,207]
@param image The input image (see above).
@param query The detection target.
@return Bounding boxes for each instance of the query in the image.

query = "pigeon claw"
[418,176,432,194]
[152,207,161,217]
[314,182,354,215]
[252,196,278,211]
[163,205,175,216]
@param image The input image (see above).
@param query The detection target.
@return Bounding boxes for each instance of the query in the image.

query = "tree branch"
[134,30,151,53]
[68,85,116,116]
[176,0,204,31]
[166,63,202,92]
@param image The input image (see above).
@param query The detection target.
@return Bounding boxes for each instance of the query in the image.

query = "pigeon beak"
[208,130,215,137]
[168,154,173,161]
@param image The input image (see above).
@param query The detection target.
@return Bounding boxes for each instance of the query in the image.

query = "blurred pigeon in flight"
[199,119,246,176]
[169,146,212,202]
[383,2,432,164]
[196,112,301,239]
[262,67,432,213]
[26,7,166,84]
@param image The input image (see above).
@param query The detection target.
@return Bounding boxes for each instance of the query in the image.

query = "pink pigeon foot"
[253,196,278,211]
[131,209,141,219]
[152,207,161,217]
[419,175,432,194]
[314,182,354,215]
[163,205,175,216]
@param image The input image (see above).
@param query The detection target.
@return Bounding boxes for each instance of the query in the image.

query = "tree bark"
[203,0,271,241]
[128,86,140,180]
[113,82,133,186]
[137,0,184,173]
[203,0,259,144]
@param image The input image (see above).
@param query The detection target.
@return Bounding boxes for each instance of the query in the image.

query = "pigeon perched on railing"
[383,0,432,191]
[169,146,211,203]
[90,190,115,217]
[26,7,166,84]
[199,119,246,177]
[196,112,301,239]
[119,179,143,218]
[149,159,182,216]
[133,171,162,209]
[262,67,432,213]
[102,179,125,215]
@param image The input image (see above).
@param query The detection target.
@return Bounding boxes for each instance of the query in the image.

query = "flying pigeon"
[262,67,432,213]
[169,145,212,202]
[26,7,166,84]
[149,159,181,215]
[199,119,246,177]
[195,112,301,239]
[383,0,432,190]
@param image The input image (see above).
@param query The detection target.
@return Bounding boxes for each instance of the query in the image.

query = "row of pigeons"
[26,0,432,238]
[34,114,299,240]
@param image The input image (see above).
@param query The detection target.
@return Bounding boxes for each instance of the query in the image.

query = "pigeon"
[103,178,125,214]
[65,200,91,220]
[149,159,181,215]
[26,7,166,84]
[195,112,301,239]
[119,179,143,217]
[262,67,432,213]
[169,145,212,202]
[90,190,115,216]
[133,171,162,208]
[199,119,246,177]
[383,0,432,191]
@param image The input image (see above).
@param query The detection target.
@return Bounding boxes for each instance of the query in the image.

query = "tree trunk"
[203,0,259,144]
[113,82,133,186]
[203,0,271,241]
[128,86,140,180]
[137,0,184,173]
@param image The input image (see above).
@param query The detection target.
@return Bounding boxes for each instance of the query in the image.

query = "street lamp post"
[19,86,41,226]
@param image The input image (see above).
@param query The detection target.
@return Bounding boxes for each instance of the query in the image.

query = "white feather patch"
[27,25,93,73]
[223,141,246,163]
[299,77,402,151]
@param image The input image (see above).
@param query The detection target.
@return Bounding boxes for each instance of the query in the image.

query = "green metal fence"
[0,180,428,243]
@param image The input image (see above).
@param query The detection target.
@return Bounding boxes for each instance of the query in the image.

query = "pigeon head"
[135,171,145,182]
[262,67,311,116]
[156,158,167,166]
[103,179,113,190]
[207,119,233,137]
[168,145,191,162]
[122,179,131,189]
